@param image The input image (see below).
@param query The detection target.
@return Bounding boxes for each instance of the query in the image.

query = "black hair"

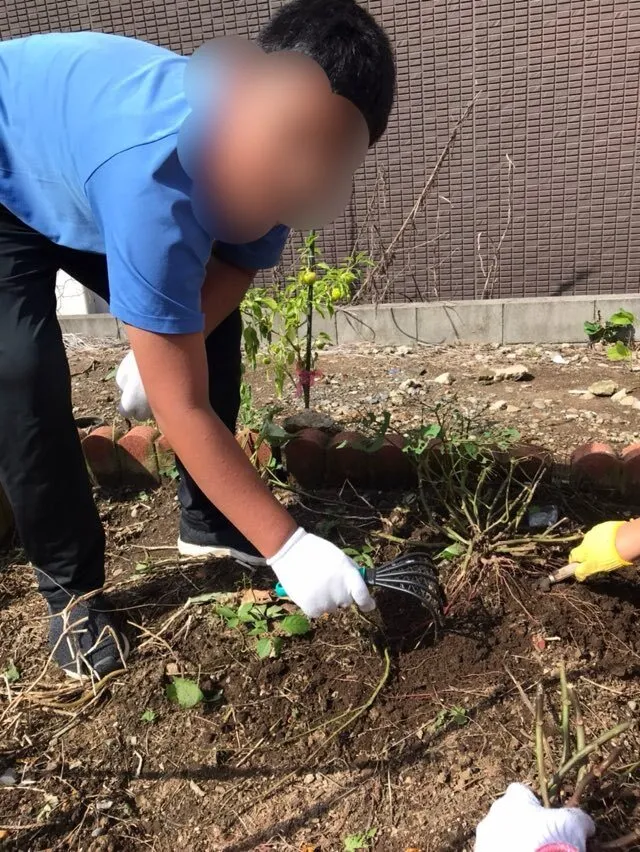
[257,0,396,145]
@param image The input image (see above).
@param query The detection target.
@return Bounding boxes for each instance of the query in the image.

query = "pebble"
[505,404,520,413]
[433,372,453,385]
[581,392,595,400]
[620,395,639,408]
[399,378,422,392]
[489,400,508,412]
[303,773,315,785]
[532,399,548,410]
[611,389,629,403]
[395,345,413,356]
[588,379,618,397]
[0,768,17,787]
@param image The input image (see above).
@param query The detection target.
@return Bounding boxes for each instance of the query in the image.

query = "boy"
[0,0,396,679]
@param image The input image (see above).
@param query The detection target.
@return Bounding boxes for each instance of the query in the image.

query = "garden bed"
[0,341,639,851]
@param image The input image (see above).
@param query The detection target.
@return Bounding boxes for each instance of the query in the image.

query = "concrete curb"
[59,294,640,346]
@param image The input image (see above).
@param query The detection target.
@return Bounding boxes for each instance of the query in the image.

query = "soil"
[0,338,639,851]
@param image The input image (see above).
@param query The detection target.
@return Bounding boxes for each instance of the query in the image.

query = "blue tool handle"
[274,565,367,599]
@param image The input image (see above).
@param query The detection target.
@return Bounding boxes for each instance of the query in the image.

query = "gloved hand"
[569,521,632,582]
[115,351,152,421]
[475,783,595,852]
[268,528,376,618]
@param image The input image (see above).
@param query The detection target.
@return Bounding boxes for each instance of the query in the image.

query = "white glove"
[475,784,595,852]
[116,351,152,421]
[268,528,376,618]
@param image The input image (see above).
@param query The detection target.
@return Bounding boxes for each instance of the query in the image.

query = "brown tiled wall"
[2,1,640,302]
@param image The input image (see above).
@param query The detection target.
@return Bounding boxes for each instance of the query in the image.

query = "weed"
[343,828,377,851]
[165,677,204,709]
[140,709,157,723]
[343,541,376,571]
[2,660,20,684]
[214,602,311,658]
[585,308,635,361]
[160,464,179,481]
[433,706,469,731]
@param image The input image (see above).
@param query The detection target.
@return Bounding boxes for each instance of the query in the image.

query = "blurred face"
[198,48,369,243]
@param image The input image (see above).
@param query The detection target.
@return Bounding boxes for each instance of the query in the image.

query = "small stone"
[399,378,422,392]
[494,364,533,382]
[532,399,547,410]
[489,400,508,412]
[396,345,412,356]
[389,392,404,406]
[303,773,315,785]
[612,389,629,403]
[0,768,17,787]
[628,700,637,711]
[588,379,618,397]
[581,392,595,400]
[433,372,453,385]
[568,389,589,396]
[505,404,520,413]
[620,395,638,408]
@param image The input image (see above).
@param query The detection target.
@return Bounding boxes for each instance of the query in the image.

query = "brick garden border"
[1,424,638,544]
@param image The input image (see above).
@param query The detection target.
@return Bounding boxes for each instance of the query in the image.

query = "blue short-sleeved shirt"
[0,32,290,334]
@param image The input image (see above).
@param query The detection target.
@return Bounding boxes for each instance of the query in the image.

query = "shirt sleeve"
[214,224,290,271]
[85,143,212,335]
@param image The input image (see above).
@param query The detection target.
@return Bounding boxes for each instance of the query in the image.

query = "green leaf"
[2,660,20,684]
[256,636,284,659]
[165,677,204,709]
[607,340,632,361]
[280,614,311,636]
[266,605,285,618]
[214,605,238,621]
[608,308,635,326]
[343,828,377,851]
[237,602,257,623]
[255,637,272,659]
[437,542,465,561]
[140,709,157,723]
[584,320,603,338]
[248,620,269,636]
[105,367,118,380]
[134,561,152,574]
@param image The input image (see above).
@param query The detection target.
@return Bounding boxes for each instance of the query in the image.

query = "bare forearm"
[158,404,296,557]
[615,518,640,562]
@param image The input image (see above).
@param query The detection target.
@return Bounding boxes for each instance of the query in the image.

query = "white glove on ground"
[475,783,595,852]
[268,528,376,618]
[116,351,152,421]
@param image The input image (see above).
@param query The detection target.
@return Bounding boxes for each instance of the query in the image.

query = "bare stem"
[566,746,623,808]
[536,684,551,807]
[568,685,587,782]
[559,663,571,768]
[550,721,633,793]
[600,829,640,850]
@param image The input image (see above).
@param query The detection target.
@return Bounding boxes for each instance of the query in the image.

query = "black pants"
[0,205,242,606]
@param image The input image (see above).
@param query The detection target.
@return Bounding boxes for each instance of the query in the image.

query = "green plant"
[214,602,311,658]
[241,233,372,400]
[585,308,635,361]
[343,828,377,851]
[2,660,20,684]
[433,705,469,732]
[399,397,571,609]
[343,540,375,571]
[165,677,204,709]
[140,708,157,723]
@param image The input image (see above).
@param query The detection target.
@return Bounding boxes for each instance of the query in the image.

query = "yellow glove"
[569,521,632,582]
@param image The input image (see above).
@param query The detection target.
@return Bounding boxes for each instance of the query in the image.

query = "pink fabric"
[536,845,579,852]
